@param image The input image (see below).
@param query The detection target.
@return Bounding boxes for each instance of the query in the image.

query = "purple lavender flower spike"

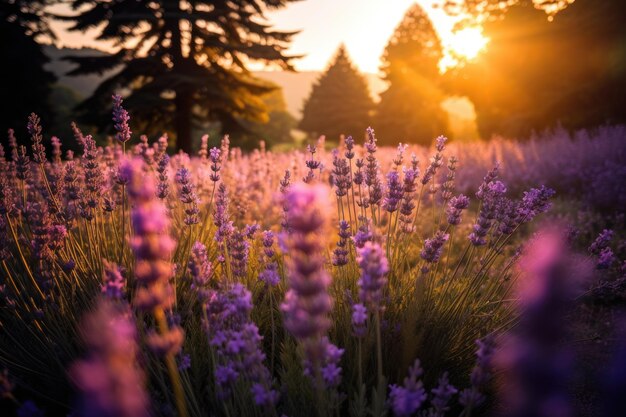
[383,171,403,213]
[446,194,470,226]
[332,220,351,267]
[69,299,150,417]
[352,303,367,338]
[430,372,457,417]
[459,335,496,411]
[420,231,450,272]
[388,359,427,417]
[27,113,46,165]
[101,259,125,299]
[188,241,212,301]
[112,94,132,144]
[280,183,334,362]
[589,229,613,255]
[357,241,389,312]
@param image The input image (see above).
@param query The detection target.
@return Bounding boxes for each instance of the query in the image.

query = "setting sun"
[448,27,489,60]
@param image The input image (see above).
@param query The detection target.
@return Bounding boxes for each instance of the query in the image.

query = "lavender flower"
[228,229,250,278]
[27,113,46,165]
[420,231,450,270]
[589,229,613,255]
[344,135,355,160]
[175,167,200,225]
[209,147,221,182]
[112,95,132,144]
[332,220,351,267]
[281,184,333,362]
[469,180,507,246]
[123,158,177,314]
[430,372,457,417]
[331,151,351,197]
[69,299,149,417]
[204,283,278,405]
[101,260,125,299]
[352,303,367,338]
[156,153,170,199]
[259,231,280,286]
[383,171,403,213]
[597,247,615,269]
[357,241,389,312]
[494,231,590,417]
[446,194,470,226]
[303,337,344,389]
[188,241,212,300]
[388,359,427,417]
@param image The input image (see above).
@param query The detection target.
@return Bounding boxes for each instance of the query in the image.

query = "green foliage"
[0,0,56,143]
[61,0,300,153]
[445,0,626,138]
[375,4,450,146]
[299,46,375,141]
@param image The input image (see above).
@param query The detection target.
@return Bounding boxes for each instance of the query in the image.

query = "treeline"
[2,0,625,150]
[299,0,626,145]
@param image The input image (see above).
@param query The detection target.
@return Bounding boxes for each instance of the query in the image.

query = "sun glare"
[448,27,489,60]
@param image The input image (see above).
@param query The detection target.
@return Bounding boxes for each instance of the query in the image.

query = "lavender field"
[0,96,624,417]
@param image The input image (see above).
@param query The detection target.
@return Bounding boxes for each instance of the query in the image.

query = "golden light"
[448,27,489,60]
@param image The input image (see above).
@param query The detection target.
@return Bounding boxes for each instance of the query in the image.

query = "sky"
[49,0,472,74]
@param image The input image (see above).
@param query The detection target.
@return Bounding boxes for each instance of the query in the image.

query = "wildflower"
[345,135,355,160]
[352,303,367,338]
[281,184,333,362]
[209,147,221,182]
[228,229,250,278]
[430,372,457,417]
[446,194,470,226]
[357,241,389,312]
[101,260,125,299]
[112,94,132,144]
[517,185,555,222]
[303,337,344,389]
[597,247,615,269]
[188,241,212,301]
[204,283,278,404]
[259,231,280,286]
[388,359,427,417]
[123,158,176,313]
[469,180,507,246]
[420,231,450,270]
[69,299,149,417]
[175,167,200,225]
[383,171,403,213]
[27,113,46,165]
[332,220,351,267]
[495,231,590,417]
[331,151,351,197]
[589,229,613,255]
[156,153,170,199]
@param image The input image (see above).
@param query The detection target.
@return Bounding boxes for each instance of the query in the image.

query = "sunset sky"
[49,0,485,74]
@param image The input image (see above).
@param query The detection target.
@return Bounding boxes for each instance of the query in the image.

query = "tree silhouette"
[445,0,626,138]
[0,0,56,143]
[299,45,374,141]
[375,3,449,147]
[61,0,300,153]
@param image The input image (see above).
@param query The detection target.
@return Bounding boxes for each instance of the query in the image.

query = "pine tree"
[375,4,449,146]
[299,45,374,141]
[61,0,300,153]
[0,1,56,143]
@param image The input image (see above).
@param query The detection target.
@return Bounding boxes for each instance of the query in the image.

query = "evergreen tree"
[0,0,56,143]
[375,3,449,146]
[62,0,300,153]
[299,45,374,141]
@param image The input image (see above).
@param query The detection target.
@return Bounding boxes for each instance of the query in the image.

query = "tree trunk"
[175,89,193,154]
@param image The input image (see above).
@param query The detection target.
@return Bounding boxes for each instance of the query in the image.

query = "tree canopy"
[299,45,374,141]
[61,0,301,152]
[445,0,626,138]
[0,0,56,144]
[375,3,449,147]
